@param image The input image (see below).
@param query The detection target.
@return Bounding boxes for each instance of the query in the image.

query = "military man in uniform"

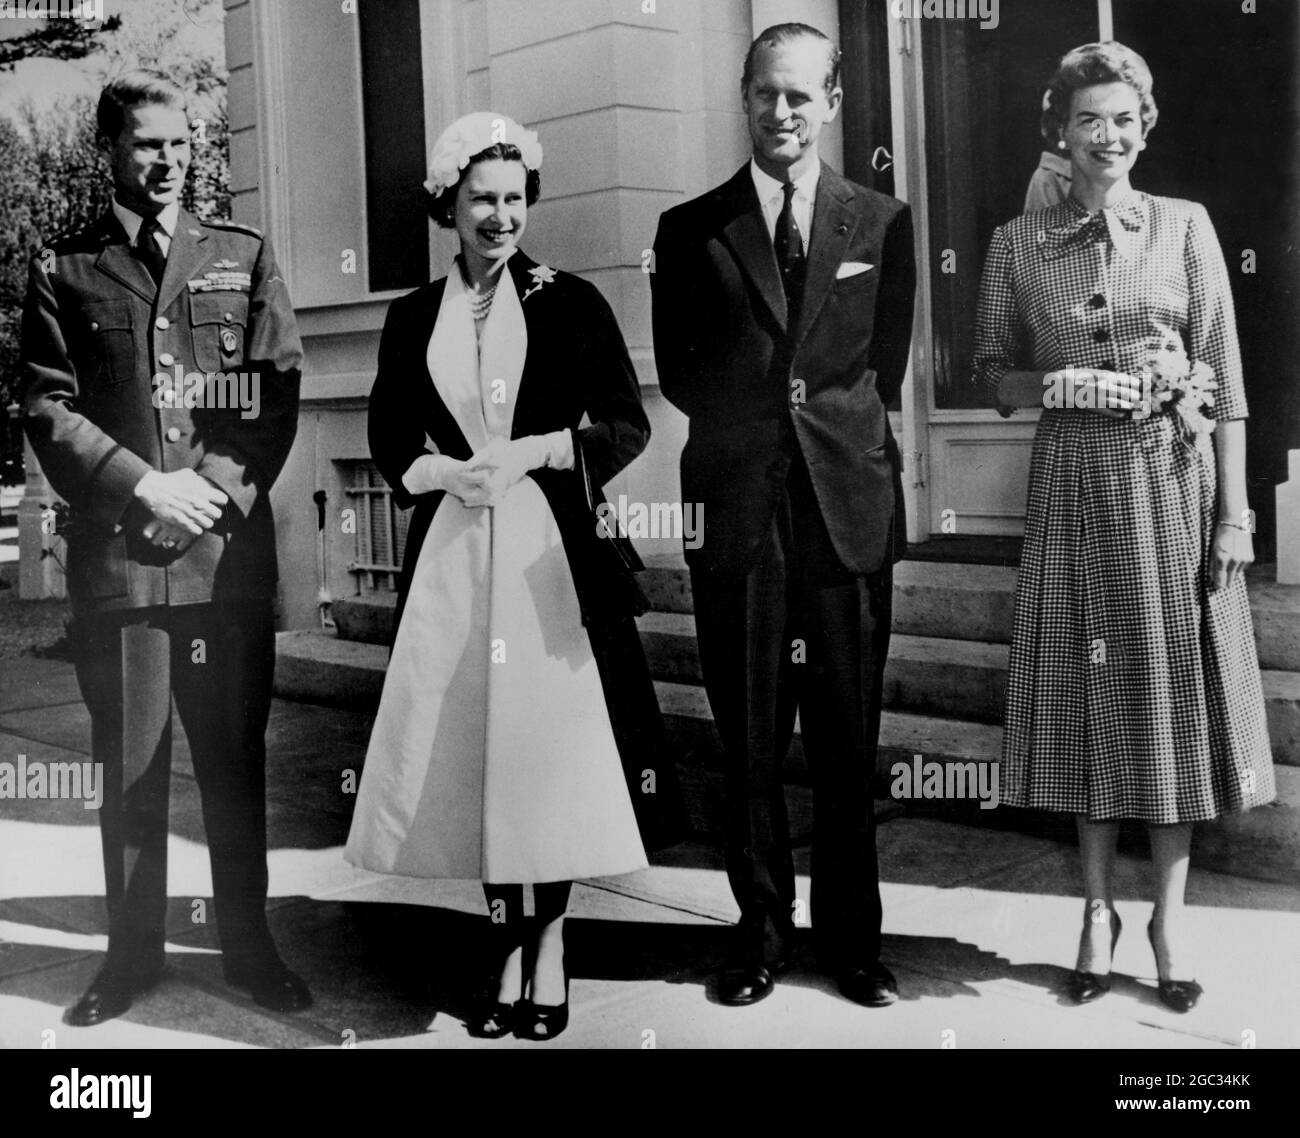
[21,71,309,1025]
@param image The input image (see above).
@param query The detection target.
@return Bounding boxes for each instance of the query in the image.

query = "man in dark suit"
[651,23,915,1007]
[21,71,310,1025]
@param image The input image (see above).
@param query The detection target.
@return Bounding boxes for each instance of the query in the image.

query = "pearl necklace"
[467,280,497,321]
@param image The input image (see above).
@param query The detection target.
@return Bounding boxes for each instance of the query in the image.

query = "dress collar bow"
[1038,193,1147,260]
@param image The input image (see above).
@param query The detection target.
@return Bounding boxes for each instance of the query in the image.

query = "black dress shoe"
[224,961,312,1013]
[717,963,775,1007]
[63,965,164,1027]
[838,963,898,1008]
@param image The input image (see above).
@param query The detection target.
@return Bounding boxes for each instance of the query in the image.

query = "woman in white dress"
[345,113,678,1041]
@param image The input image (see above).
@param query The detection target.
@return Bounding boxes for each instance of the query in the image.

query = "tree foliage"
[0,0,228,414]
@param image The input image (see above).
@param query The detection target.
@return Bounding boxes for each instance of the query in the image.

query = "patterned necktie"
[773,182,805,309]
[135,216,167,287]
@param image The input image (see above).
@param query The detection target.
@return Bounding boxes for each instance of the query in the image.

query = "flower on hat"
[424,111,543,197]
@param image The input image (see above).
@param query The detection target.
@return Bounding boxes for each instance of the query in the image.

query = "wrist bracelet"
[1217,519,1251,531]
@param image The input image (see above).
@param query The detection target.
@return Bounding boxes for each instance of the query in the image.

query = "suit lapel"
[718,167,788,333]
[92,212,155,304]
[793,165,858,347]
[156,211,209,314]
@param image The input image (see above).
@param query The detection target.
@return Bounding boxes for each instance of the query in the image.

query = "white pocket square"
[835,261,875,279]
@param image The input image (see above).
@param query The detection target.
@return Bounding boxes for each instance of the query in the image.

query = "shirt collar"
[749,158,820,209]
[112,199,179,244]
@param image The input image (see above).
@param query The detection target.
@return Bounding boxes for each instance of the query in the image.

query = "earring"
[1057,139,1067,150]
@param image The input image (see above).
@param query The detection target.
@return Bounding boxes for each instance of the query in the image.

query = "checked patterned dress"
[974,191,1275,823]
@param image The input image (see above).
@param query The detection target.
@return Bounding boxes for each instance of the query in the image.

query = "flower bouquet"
[1134,340,1218,440]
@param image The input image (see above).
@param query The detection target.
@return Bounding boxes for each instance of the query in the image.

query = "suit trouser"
[690,454,893,968]
[73,600,278,977]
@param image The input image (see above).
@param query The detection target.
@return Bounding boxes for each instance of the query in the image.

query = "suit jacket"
[369,250,684,849]
[21,208,302,614]
[651,162,916,575]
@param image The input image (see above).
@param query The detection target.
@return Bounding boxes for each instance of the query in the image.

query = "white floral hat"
[423,111,543,197]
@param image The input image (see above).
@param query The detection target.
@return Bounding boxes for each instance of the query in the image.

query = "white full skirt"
[343,476,648,883]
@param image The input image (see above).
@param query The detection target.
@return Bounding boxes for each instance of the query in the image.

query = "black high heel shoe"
[1066,907,1122,1003]
[1147,920,1203,1013]
[515,964,569,1042]
[467,944,525,1039]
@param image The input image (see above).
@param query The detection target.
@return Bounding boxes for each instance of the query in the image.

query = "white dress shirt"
[749,159,819,251]
[112,199,179,256]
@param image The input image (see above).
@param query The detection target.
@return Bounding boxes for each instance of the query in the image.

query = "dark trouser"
[73,600,278,979]
[690,454,893,970]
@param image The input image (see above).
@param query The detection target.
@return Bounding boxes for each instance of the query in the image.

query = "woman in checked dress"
[345,114,679,1041]
[974,43,1275,1013]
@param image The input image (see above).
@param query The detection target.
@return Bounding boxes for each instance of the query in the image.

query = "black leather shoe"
[838,963,898,1008]
[467,985,519,1039]
[224,961,312,1013]
[717,963,775,1007]
[63,965,164,1027]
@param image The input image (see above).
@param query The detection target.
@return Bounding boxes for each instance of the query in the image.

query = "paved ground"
[1,653,1297,1050]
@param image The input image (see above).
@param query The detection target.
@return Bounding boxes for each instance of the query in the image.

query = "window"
[358,0,430,292]
[344,461,408,594]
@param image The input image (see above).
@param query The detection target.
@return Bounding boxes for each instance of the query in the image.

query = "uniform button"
[165,427,181,443]
[158,352,174,366]
[223,312,234,323]
[1088,294,1106,308]
[1093,327,1110,342]
[155,316,170,330]
[89,321,100,331]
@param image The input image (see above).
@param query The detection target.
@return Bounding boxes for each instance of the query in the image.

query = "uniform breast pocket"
[82,299,135,386]
[190,292,249,372]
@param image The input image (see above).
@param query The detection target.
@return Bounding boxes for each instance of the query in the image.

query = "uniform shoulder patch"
[200,218,264,239]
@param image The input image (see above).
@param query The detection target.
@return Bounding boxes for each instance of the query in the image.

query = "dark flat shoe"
[224,961,313,1013]
[838,963,898,1008]
[717,963,775,1007]
[64,964,164,1027]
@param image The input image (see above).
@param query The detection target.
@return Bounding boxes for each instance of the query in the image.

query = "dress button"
[158,352,174,366]
[1089,294,1106,308]
[155,316,170,330]
[1093,328,1110,342]
[1100,359,1116,371]
[165,427,181,443]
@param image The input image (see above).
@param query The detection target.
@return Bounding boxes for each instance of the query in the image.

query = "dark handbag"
[572,430,651,621]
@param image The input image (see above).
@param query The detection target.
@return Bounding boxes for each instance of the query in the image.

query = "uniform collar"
[111,199,179,244]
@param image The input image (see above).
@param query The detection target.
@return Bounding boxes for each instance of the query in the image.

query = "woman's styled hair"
[426,143,541,229]
[1041,41,1158,144]
[97,70,189,143]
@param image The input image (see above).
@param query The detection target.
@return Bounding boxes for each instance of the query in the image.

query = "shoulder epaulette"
[200,218,264,238]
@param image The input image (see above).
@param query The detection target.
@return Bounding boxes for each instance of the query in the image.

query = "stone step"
[333,557,1300,674]
[273,631,1300,884]
[639,557,1300,669]
[640,612,1300,763]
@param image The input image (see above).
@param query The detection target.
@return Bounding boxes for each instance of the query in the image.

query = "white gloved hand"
[466,431,572,505]
[402,453,493,507]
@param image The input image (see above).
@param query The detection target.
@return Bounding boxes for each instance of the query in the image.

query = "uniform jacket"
[21,208,302,614]
[651,162,916,575]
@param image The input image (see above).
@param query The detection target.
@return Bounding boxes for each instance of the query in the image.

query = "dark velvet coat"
[367,250,683,850]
